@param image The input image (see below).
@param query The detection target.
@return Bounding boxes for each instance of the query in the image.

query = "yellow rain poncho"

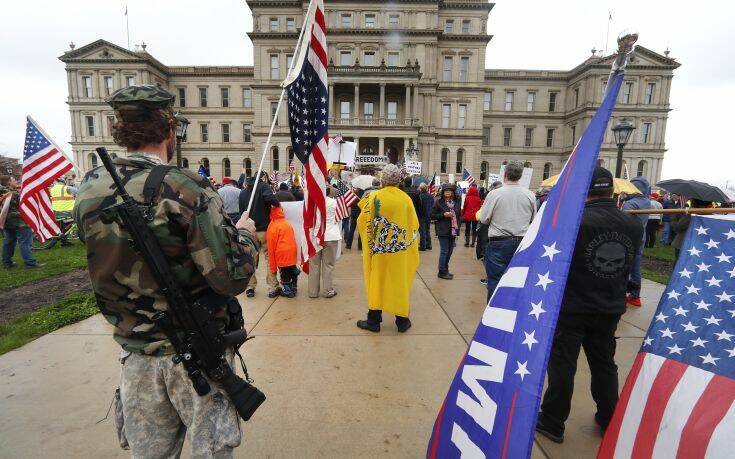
[357,186,420,317]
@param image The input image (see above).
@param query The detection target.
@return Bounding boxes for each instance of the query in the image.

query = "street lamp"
[611,119,634,178]
[174,112,190,167]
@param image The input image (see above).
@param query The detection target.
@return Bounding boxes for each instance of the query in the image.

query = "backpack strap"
[142,165,175,206]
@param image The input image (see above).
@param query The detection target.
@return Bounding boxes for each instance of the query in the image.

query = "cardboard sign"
[405,160,422,175]
[486,173,501,186]
[327,139,356,167]
[355,155,389,166]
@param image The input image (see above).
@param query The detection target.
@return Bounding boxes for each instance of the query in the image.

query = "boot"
[356,310,381,332]
[281,283,296,298]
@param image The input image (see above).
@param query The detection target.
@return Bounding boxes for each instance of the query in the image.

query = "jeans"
[539,312,621,435]
[437,236,455,274]
[660,221,671,244]
[628,234,644,299]
[419,217,431,249]
[464,220,478,245]
[2,227,38,267]
[345,214,360,249]
[341,218,350,239]
[484,238,521,303]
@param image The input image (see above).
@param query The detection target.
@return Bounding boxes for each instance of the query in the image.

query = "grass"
[0,292,98,355]
[641,268,670,285]
[641,243,676,285]
[0,239,87,290]
[643,244,676,262]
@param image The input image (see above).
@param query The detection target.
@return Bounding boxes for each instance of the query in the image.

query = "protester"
[477,161,536,301]
[308,187,341,298]
[239,171,281,297]
[275,182,295,202]
[418,183,434,251]
[1,176,43,269]
[355,164,419,333]
[536,166,642,444]
[432,184,461,279]
[266,204,299,298]
[621,176,651,308]
[217,176,241,223]
[291,184,304,201]
[403,176,424,223]
[660,193,680,244]
[345,187,365,250]
[645,194,663,248]
[671,199,711,259]
[461,184,482,247]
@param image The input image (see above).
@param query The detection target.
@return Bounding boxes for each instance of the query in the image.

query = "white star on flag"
[694,300,711,310]
[529,301,546,320]
[644,337,654,346]
[715,253,732,263]
[728,309,735,318]
[514,361,530,381]
[688,246,702,257]
[715,330,734,342]
[541,243,561,261]
[521,331,538,350]
[695,225,709,235]
[667,290,681,300]
[661,328,676,338]
[703,315,722,326]
[696,262,711,273]
[686,284,701,295]
[728,267,735,278]
[679,268,693,279]
[655,312,669,322]
[681,321,699,333]
[727,347,735,357]
[672,305,688,316]
[705,277,722,287]
[704,239,720,249]
[691,337,708,347]
[723,229,735,239]
[535,272,554,291]
[716,291,733,302]
[668,344,684,354]
[700,353,719,365]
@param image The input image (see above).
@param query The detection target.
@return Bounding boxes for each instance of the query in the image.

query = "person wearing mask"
[239,171,282,298]
[1,176,44,268]
[660,193,680,245]
[621,176,651,308]
[308,187,341,298]
[477,161,536,300]
[418,183,435,251]
[536,167,642,443]
[275,182,295,202]
[432,184,461,280]
[217,177,241,224]
[461,184,482,247]
[645,194,663,248]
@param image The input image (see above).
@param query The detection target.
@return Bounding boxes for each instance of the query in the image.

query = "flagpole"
[603,31,637,97]
[125,6,130,50]
[245,0,316,216]
[26,115,80,172]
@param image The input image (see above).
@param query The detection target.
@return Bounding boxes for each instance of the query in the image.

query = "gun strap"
[143,165,175,206]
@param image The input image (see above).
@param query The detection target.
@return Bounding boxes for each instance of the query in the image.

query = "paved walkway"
[0,241,664,458]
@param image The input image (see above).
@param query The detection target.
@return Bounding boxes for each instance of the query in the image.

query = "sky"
[1,0,733,188]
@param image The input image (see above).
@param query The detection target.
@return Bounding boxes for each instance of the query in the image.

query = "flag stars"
[655,312,669,322]
[514,361,530,381]
[660,328,676,339]
[716,291,734,303]
[705,277,722,288]
[672,305,688,316]
[715,253,732,263]
[541,243,561,262]
[700,353,719,366]
[703,315,722,326]
[694,300,711,311]
[529,301,546,320]
[521,331,539,351]
[715,330,734,342]
[681,321,699,333]
[535,272,554,291]
[667,290,681,300]
[679,268,693,279]
[696,262,711,273]
[723,229,735,240]
[704,239,720,249]
[685,284,701,295]
[690,337,708,348]
[643,337,654,346]
[695,225,709,236]
[667,344,684,355]
[728,267,735,278]
[688,246,701,257]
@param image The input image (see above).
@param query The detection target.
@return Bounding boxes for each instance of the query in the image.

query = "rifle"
[95,147,265,421]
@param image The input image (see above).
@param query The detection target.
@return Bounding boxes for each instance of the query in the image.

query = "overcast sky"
[1,0,733,188]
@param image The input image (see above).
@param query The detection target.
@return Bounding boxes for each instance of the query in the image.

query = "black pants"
[645,220,659,248]
[539,312,621,435]
[365,309,410,328]
[464,220,478,245]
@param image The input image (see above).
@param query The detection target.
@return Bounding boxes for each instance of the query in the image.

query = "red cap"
[222,177,233,185]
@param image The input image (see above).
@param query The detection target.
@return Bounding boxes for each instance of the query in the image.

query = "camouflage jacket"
[0,185,26,229]
[73,153,259,355]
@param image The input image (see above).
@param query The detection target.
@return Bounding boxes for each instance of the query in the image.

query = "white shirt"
[324,197,342,241]
[477,183,537,237]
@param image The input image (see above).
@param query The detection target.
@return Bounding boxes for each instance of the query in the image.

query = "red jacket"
[462,186,483,221]
[266,206,297,273]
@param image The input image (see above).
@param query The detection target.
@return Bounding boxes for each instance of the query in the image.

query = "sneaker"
[323,290,337,298]
[245,288,255,298]
[626,295,642,308]
[356,320,380,332]
[480,278,488,286]
[464,242,470,247]
[438,272,454,280]
[268,287,282,298]
[535,419,564,444]
[25,263,46,269]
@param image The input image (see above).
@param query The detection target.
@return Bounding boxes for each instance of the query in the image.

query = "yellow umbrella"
[540,174,641,195]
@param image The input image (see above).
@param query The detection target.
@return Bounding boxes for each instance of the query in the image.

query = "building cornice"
[440,34,493,43]
[439,1,495,11]
[169,66,254,77]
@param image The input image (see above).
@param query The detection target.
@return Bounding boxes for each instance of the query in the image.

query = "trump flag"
[427,71,625,458]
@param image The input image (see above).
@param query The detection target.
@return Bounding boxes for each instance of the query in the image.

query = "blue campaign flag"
[197,165,208,178]
[427,71,625,459]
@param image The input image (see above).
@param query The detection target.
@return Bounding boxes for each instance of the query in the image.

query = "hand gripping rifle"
[95,147,265,421]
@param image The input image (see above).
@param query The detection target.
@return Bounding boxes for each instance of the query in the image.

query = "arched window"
[287,147,294,162]
[480,161,488,181]
[89,153,98,169]
[271,146,280,171]
[201,158,210,176]
[543,162,552,180]
[440,148,448,173]
[223,158,231,177]
[455,149,464,174]
[182,158,189,169]
[361,146,374,155]
[244,158,253,177]
[637,160,647,177]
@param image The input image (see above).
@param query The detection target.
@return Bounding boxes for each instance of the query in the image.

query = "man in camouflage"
[73,85,259,458]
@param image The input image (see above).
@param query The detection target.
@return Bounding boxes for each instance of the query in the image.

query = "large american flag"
[285,0,328,260]
[599,215,735,458]
[19,117,73,241]
[334,180,357,221]
[462,167,476,186]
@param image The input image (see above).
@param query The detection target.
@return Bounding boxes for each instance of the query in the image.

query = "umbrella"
[656,179,730,203]
[351,175,375,190]
[540,174,641,195]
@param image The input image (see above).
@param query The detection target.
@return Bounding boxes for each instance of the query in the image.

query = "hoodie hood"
[630,176,651,196]
[466,185,479,197]
[269,205,285,220]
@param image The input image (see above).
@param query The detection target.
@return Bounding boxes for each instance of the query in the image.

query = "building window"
[104,76,113,96]
[89,153,98,169]
[444,20,454,33]
[365,14,375,28]
[546,128,554,147]
[387,52,399,67]
[637,160,647,177]
[503,127,512,147]
[484,92,492,111]
[459,56,469,83]
[543,163,552,180]
[571,125,576,145]
[341,14,351,28]
[271,146,280,171]
[574,87,580,107]
[482,127,489,145]
[645,83,655,104]
[106,115,115,135]
[525,127,533,147]
[221,123,230,143]
[364,102,374,119]
[388,14,399,27]
[641,122,652,143]
[480,161,488,181]
[244,158,252,176]
[85,115,95,136]
[527,91,535,111]
[339,51,351,66]
[243,124,252,142]
[271,101,279,125]
[443,56,452,81]
[363,52,375,66]
[199,87,207,107]
[549,92,557,112]
[455,149,464,174]
[200,124,209,142]
[504,91,513,111]
[440,148,448,173]
[126,76,135,87]
[182,158,189,169]
[458,104,467,129]
[387,101,398,121]
[287,18,295,32]
[243,88,252,108]
[177,88,186,107]
[601,80,608,100]
[223,158,231,177]
[340,101,350,119]
[82,76,92,97]
[286,55,293,72]
[623,82,633,104]
[221,87,229,107]
[288,147,294,162]
[201,158,210,176]
[462,20,470,33]
[270,55,279,79]
[270,17,278,31]
[441,104,450,128]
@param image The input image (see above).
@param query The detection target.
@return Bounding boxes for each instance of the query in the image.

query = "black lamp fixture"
[174,112,190,167]
[611,119,634,178]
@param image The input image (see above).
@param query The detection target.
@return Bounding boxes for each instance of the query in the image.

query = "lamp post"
[174,112,190,167]
[611,119,634,178]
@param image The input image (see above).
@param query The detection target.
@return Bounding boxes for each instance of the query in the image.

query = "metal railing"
[330,117,418,127]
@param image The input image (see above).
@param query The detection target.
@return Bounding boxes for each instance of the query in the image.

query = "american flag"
[19,117,73,241]
[428,173,437,195]
[334,180,357,221]
[289,159,295,174]
[599,215,735,458]
[462,168,476,186]
[285,0,328,261]
[269,170,278,184]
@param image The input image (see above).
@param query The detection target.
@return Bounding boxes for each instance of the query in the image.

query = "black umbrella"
[656,179,730,203]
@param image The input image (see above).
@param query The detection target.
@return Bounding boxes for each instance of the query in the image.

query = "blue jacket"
[419,191,435,220]
[622,176,651,229]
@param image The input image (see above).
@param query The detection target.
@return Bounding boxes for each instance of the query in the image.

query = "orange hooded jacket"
[266,206,298,273]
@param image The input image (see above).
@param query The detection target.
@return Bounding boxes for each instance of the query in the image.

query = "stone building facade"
[59,0,679,189]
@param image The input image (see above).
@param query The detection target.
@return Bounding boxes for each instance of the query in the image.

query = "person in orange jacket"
[266,204,300,297]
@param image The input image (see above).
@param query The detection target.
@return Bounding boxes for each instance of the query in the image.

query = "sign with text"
[405,160,422,175]
[355,155,389,166]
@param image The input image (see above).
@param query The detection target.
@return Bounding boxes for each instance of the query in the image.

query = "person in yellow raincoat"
[356,164,419,333]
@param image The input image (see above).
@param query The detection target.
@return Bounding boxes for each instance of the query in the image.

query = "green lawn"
[641,243,676,285]
[0,239,87,290]
[0,292,98,355]
[643,244,676,262]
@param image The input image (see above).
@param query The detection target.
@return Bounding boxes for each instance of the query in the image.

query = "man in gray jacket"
[621,176,651,308]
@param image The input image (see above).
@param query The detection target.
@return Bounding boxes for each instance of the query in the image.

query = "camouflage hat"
[107,84,175,111]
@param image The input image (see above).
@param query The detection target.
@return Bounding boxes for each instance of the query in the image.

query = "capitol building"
[59,0,679,189]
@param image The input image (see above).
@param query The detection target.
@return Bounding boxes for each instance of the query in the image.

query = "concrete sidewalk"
[0,241,663,458]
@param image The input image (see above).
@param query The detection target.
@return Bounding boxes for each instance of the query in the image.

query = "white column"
[405,85,411,123]
[328,83,334,120]
[413,85,420,124]
[379,83,386,120]
[379,137,385,156]
[354,83,360,123]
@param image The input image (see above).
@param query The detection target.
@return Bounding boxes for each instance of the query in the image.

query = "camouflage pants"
[116,351,241,459]
[248,230,279,292]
